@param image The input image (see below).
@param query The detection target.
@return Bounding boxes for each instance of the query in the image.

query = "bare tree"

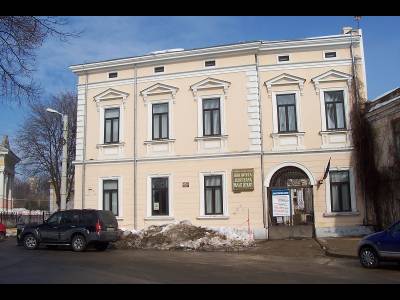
[0,16,78,103]
[15,92,77,208]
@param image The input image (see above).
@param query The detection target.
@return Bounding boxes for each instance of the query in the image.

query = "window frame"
[103,179,119,216]
[324,90,347,131]
[199,171,228,217]
[277,54,290,64]
[329,170,352,213]
[152,102,169,140]
[276,93,298,133]
[204,59,216,68]
[151,177,169,216]
[204,175,224,215]
[103,107,120,144]
[98,177,122,218]
[108,72,118,79]
[202,97,221,137]
[154,66,165,73]
[323,50,338,60]
[319,87,349,132]
[146,174,173,218]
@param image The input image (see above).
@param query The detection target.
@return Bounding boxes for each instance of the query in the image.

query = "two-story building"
[70,26,371,239]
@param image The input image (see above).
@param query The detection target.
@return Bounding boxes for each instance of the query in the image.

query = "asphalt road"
[0,237,399,284]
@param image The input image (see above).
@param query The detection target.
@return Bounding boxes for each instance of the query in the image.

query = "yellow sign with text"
[232,168,254,193]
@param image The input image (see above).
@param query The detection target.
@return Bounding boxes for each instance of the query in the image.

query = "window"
[151,177,169,216]
[203,98,221,136]
[154,66,164,73]
[47,212,62,226]
[103,180,118,216]
[276,93,297,132]
[278,55,290,62]
[330,171,351,212]
[393,119,400,158]
[104,108,120,143]
[108,72,118,79]
[61,211,80,225]
[324,51,337,59]
[204,175,223,215]
[152,103,169,140]
[205,60,216,67]
[324,90,346,130]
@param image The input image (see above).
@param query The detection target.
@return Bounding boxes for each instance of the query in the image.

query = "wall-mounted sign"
[232,168,254,193]
[271,189,291,217]
[182,182,189,188]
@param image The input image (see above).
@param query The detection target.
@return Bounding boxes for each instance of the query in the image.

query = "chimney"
[342,26,353,34]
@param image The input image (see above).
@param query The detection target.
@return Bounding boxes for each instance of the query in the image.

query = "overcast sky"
[1,16,399,144]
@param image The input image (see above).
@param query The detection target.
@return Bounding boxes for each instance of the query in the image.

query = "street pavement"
[0,237,399,284]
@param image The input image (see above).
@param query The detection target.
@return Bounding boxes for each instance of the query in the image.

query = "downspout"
[255,49,268,239]
[81,68,89,209]
[133,64,138,230]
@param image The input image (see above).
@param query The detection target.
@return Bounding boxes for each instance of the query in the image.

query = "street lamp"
[46,107,68,211]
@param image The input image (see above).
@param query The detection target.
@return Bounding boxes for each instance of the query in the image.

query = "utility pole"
[46,108,68,211]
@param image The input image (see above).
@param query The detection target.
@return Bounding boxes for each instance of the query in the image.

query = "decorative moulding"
[140,83,179,104]
[93,88,129,110]
[190,77,231,100]
[264,73,306,97]
[311,69,352,94]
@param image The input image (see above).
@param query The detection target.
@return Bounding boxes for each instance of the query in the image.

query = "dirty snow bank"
[115,220,255,251]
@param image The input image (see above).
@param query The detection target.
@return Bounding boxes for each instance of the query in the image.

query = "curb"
[313,238,357,260]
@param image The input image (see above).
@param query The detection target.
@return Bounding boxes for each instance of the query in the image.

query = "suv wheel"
[71,234,86,252]
[95,242,109,251]
[23,234,38,250]
[359,247,379,268]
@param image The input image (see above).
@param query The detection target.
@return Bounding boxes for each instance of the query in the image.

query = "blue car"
[358,221,400,268]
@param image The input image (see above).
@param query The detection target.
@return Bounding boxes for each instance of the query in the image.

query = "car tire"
[71,234,86,252]
[23,234,38,250]
[0,232,5,241]
[359,247,380,268]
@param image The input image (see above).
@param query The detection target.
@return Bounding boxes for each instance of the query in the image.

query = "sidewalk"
[315,237,362,259]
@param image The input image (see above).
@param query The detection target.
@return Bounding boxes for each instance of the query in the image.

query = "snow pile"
[115,220,255,251]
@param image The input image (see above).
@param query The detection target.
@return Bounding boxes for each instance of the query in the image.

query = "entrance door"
[267,167,314,239]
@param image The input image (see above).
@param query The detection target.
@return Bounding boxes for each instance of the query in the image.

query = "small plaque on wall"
[182,182,189,188]
[232,168,254,193]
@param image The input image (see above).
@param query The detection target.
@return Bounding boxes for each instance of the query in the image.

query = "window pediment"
[140,83,179,103]
[190,77,231,98]
[312,70,352,94]
[264,73,306,96]
[94,88,129,110]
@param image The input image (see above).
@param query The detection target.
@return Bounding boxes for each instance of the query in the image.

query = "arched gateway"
[265,164,315,239]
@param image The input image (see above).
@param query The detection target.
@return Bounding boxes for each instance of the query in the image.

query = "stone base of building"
[315,225,374,237]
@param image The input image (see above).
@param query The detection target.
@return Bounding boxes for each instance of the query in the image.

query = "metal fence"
[0,211,51,228]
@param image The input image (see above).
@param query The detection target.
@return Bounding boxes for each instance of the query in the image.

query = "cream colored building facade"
[70,27,371,239]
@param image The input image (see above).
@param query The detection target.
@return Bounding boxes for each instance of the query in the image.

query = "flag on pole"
[323,157,331,180]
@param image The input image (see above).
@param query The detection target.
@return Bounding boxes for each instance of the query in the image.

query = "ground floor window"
[330,170,351,212]
[204,175,223,215]
[151,177,169,216]
[103,180,118,216]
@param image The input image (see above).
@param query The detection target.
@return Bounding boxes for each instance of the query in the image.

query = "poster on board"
[271,189,291,217]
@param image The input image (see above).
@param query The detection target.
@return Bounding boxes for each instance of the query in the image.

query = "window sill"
[116,217,124,221]
[144,139,175,144]
[96,142,125,148]
[197,215,229,220]
[195,135,228,141]
[144,216,175,221]
[271,132,305,137]
[323,211,360,217]
[319,130,349,135]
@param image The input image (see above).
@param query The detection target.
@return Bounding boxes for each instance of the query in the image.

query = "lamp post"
[46,108,68,211]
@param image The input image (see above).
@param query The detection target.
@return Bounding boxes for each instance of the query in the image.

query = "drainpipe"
[255,50,268,239]
[133,64,138,230]
[81,68,89,210]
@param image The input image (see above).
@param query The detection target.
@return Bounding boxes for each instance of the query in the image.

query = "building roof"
[367,87,400,114]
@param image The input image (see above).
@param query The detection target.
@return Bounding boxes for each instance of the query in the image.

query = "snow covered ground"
[115,220,255,251]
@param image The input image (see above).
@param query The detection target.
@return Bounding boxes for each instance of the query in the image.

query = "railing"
[0,211,51,228]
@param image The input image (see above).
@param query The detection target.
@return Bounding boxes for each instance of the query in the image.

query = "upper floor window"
[393,119,400,158]
[203,98,221,136]
[152,103,169,140]
[324,51,337,59]
[330,171,351,212]
[278,55,290,63]
[108,72,118,79]
[205,60,216,67]
[104,108,120,144]
[277,93,297,133]
[324,90,346,130]
[154,66,164,73]
[103,180,118,216]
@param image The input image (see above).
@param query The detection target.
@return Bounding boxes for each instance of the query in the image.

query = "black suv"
[17,209,119,252]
